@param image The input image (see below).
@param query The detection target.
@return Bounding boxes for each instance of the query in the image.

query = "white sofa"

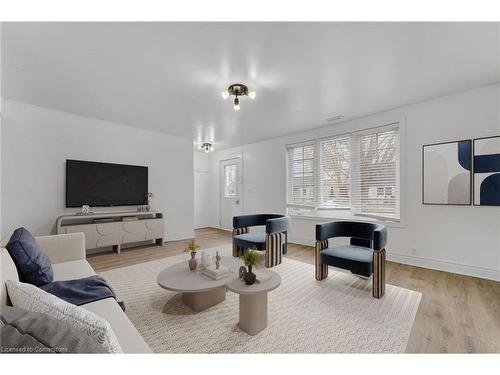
[1,232,151,353]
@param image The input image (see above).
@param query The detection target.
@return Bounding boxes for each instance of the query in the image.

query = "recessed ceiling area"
[2,22,499,150]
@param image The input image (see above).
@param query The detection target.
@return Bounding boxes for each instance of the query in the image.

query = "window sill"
[288,210,405,228]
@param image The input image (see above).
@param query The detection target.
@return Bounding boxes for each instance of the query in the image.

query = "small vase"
[244,264,256,285]
[188,252,198,271]
[201,252,212,269]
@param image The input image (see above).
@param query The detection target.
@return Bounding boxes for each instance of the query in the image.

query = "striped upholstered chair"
[315,221,387,298]
[232,214,290,268]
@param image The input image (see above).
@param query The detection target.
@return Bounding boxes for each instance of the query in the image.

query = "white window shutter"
[352,126,400,219]
[319,136,350,209]
[286,144,315,207]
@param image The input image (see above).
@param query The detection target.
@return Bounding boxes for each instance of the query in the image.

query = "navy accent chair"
[232,214,290,268]
[314,221,387,298]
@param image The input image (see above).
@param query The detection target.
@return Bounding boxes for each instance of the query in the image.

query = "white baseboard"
[288,235,500,281]
[387,252,500,281]
[208,225,232,232]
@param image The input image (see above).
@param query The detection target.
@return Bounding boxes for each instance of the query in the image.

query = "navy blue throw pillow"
[6,227,54,286]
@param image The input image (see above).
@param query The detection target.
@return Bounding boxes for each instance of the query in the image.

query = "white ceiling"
[2,22,499,150]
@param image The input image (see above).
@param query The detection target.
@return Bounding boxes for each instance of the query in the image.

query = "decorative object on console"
[240,249,261,285]
[184,239,200,271]
[422,140,472,205]
[221,83,256,111]
[81,205,91,215]
[473,135,500,206]
[145,192,154,211]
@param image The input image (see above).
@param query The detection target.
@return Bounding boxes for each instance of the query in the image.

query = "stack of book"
[202,265,232,280]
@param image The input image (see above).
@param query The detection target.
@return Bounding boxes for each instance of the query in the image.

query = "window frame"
[285,120,405,225]
[351,122,401,221]
[285,141,316,208]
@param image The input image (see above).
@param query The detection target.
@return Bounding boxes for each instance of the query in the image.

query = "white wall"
[194,151,210,228]
[0,23,3,240]
[1,100,195,243]
[208,84,500,281]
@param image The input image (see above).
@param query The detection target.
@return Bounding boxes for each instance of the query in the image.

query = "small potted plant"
[184,239,200,271]
[240,249,261,285]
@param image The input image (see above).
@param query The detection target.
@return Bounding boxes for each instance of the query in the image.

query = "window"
[286,123,401,221]
[286,144,315,206]
[352,127,399,218]
[319,137,350,209]
[224,164,237,197]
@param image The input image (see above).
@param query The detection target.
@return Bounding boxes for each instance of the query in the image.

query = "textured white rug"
[100,245,421,353]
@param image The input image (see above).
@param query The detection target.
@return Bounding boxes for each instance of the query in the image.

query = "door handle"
[235,199,240,205]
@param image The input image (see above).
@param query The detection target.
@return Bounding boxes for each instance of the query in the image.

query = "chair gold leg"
[373,248,386,298]
[315,240,328,280]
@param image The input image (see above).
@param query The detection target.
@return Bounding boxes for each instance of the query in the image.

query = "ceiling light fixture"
[199,142,213,153]
[221,83,256,111]
[233,97,240,111]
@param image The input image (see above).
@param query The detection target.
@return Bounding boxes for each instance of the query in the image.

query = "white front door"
[220,157,242,230]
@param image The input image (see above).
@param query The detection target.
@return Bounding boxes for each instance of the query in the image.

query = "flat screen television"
[66,159,148,207]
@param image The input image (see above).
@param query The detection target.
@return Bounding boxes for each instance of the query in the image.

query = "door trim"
[219,155,243,228]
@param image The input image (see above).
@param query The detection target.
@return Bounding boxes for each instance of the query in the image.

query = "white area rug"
[100,246,421,353]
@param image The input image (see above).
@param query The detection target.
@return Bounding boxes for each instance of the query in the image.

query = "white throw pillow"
[6,280,123,353]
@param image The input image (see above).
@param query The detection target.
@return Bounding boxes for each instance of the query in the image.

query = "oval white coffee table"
[157,256,240,312]
[226,269,281,335]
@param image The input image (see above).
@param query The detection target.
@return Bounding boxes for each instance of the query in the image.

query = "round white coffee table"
[226,269,281,335]
[157,256,240,312]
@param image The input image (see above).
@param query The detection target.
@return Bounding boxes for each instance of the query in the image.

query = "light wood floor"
[88,227,500,353]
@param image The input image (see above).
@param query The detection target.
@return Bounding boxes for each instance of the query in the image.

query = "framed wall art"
[422,140,472,205]
[473,135,500,206]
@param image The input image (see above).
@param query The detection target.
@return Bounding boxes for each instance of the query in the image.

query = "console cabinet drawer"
[58,214,164,251]
[145,219,163,240]
[122,220,146,233]
[64,224,96,247]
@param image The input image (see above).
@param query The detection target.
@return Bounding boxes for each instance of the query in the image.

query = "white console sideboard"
[56,211,164,254]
